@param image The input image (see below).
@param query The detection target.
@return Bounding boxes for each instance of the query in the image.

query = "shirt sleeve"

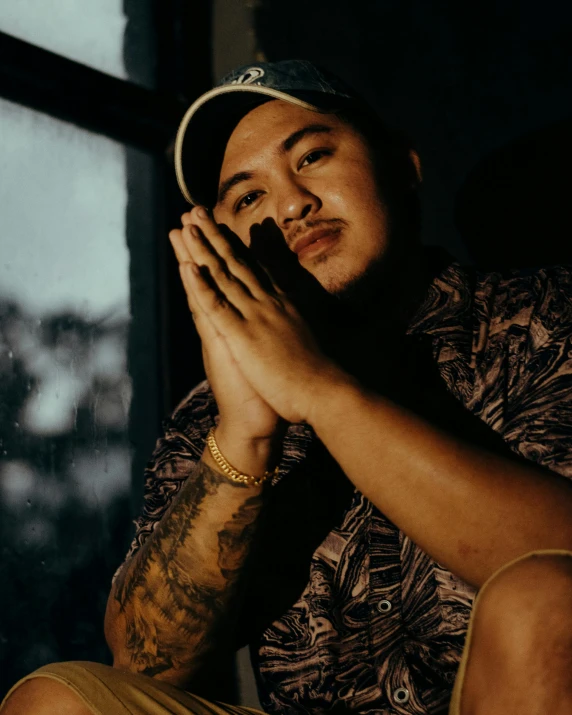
[112,379,218,582]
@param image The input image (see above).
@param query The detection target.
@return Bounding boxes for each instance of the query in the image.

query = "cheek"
[324,165,389,233]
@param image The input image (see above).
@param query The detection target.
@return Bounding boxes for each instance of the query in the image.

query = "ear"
[409,149,423,186]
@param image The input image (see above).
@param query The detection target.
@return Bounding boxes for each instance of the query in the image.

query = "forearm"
[309,372,572,587]
[105,430,278,685]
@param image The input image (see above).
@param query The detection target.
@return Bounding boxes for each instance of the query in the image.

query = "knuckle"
[230,255,250,272]
[182,223,196,239]
[213,295,228,310]
[190,207,208,224]
[267,294,286,312]
[179,261,192,277]
[211,261,231,281]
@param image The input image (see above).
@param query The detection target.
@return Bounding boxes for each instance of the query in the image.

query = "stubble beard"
[327,233,408,318]
[309,214,422,361]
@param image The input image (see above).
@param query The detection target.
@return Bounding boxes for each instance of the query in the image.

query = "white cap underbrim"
[174,85,326,205]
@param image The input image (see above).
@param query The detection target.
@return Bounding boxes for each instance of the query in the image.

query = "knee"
[472,552,572,668]
[1,677,93,715]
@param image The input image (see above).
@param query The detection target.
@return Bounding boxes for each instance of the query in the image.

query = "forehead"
[220,100,348,173]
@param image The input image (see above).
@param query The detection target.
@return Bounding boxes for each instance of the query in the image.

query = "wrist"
[209,422,283,479]
[305,364,361,428]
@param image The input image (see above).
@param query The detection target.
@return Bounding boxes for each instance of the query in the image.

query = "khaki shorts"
[2,550,571,715]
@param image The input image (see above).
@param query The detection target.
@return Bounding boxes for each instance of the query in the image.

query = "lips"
[292,228,340,256]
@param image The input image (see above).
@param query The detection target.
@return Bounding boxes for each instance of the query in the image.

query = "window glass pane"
[0,97,156,692]
[0,101,129,315]
[0,0,155,88]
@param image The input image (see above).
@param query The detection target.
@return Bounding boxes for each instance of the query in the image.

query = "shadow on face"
[214,215,344,347]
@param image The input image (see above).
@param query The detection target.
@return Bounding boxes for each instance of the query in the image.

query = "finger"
[181,262,245,338]
[190,209,284,301]
[169,228,192,263]
[179,262,226,377]
[179,261,224,341]
[178,259,200,325]
[182,224,261,318]
[248,256,287,298]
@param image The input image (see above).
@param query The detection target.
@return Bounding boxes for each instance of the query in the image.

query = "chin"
[329,273,377,308]
[336,255,413,317]
[307,247,370,293]
[319,252,386,301]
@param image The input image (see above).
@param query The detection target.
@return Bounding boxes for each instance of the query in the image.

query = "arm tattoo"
[112,459,264,678]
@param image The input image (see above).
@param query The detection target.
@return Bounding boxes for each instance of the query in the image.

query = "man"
[3,60,572,715]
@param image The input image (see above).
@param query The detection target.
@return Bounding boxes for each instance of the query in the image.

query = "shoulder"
[468,266,572,473]
[473,264,572,346]
[475,263,572,304]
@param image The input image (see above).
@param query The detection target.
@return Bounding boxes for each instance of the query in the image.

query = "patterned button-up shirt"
[120,258,572,714]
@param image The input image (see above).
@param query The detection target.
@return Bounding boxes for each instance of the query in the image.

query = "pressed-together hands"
[168,207,344,431]
[170,210,281,442]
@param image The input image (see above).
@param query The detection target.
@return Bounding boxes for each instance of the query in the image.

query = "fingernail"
[197,207,207,218]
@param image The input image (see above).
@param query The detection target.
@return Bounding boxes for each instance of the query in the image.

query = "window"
[0,2,211,695]
[0,0,130,82]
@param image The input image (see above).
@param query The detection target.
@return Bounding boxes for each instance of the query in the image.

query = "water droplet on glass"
[26,499,31,507]
[7,350,13,359]
[14,422,19,429]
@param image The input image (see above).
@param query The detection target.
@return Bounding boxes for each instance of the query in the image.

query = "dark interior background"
[253,0,572,270]
[1,0,571,705]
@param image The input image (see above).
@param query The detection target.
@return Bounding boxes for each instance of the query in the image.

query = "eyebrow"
[217,171,254,207]
[217,124,334,206]
[279,123,333,155]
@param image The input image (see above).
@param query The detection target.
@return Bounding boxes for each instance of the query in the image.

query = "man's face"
[212,100,394,296]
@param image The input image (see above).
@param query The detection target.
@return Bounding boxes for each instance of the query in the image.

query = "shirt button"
[393,687,410,705]
[377,599,393,614]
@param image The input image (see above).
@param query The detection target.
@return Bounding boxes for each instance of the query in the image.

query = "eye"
[235,191,261,213]
[299,149,332,169]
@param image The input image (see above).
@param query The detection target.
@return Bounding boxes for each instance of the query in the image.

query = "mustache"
[287,217,348,246]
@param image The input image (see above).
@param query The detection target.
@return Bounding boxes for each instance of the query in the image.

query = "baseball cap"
[174,59,366,207]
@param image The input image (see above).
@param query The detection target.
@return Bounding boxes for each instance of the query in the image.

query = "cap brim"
[174,85,348,206]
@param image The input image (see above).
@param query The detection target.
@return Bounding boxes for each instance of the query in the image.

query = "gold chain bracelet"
[206,427,279,487]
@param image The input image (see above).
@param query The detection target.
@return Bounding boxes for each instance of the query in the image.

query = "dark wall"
[255,0,572,267]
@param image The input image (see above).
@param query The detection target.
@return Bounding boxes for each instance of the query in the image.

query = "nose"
[276,178,321,229]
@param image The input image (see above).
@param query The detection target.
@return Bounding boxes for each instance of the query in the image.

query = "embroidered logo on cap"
[231,67,265,85]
